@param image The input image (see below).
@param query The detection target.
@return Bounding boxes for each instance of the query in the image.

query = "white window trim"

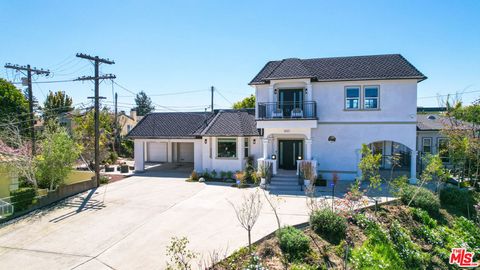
[216,137,238,159]
[422,137,432,153]
[344,86,361,110]
[363,85,380,110]
[244,138,249,158]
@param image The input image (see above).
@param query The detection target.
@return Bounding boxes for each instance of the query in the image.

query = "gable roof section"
[250,54,426,85]
[202,109,259,137]
[127,112,215,138]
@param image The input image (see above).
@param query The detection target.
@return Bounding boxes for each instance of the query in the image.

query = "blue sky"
[1,0,479,112]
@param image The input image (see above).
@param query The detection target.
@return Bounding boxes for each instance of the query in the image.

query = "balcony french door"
[279,89,303,117]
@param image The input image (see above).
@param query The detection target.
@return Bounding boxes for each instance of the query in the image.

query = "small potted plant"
[258,162,271,188]
[301,162,314,187]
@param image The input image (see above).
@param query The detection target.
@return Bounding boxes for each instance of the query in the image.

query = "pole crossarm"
[4,63,51,76]
[75,53,115,65]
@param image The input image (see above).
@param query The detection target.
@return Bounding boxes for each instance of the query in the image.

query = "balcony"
[257,101,317,120]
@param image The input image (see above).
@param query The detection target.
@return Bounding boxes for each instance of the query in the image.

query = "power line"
[215,88,233,105]
[418,89,480,99]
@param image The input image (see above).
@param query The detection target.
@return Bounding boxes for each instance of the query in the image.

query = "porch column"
[268,85,274,103]
[306,82,313,101]
[263,138,268,159]
[238,137,245,170]
[194,140,203,172]
[167,141,173,162]
[134,140,145,172]
[409,150,418,184]
[305,139,312,160]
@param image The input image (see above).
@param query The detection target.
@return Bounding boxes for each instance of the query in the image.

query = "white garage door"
[147,142,167,162]
[178,143,194,162]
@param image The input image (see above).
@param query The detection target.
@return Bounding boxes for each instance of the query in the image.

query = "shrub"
[211,169,217,179]
[10,187,36,212]
[189,170,199,181]
[399,185,440,215]
[310,209,347,244]
[411,208,437,228]
[439,186,476,217]
[225,171,233,179]
[276,226,310,262]
[289,263,318,270]
[220,171,227,180]
[453,216,480,249]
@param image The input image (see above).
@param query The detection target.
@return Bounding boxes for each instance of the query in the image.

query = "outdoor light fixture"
[328,136,336,143]
[271,154,277,160]
[305,88,308,95]
[297,155,303,160]
[274,89,277,95]
[253,139,256,144]
[204,139,208,144]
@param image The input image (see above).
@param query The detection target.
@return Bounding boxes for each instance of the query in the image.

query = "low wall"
[0,180,96,224]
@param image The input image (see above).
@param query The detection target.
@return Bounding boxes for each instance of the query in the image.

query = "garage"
[147,142,167,162]
[177,143,194,162]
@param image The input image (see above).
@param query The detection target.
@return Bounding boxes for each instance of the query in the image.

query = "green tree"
[73,108,113,168]
[359,143,382,190]
[232,94,255,109]
[36,121,81,190]
[43,91,73,121]
[0,78,29,129]
[134,91,155,116]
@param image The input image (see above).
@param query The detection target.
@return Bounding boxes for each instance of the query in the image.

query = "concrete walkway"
[0,174,393,270]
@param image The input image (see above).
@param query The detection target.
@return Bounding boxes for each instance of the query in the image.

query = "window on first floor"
[422,138,432,153]
[364,86,379,109]
[345,87,360,110]
[438,138,449,163]
[244,139,249,158]
[217,138,237,158]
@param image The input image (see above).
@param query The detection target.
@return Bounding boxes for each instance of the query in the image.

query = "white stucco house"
[129,54,427,184]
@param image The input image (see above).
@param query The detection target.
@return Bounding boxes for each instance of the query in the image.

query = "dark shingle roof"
[127,112,215,138]
[250,54,426,85]
[202,109,259,137]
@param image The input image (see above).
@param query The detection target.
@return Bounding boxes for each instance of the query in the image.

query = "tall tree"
[232,94,255,109]
[73,107,113,168]
[43,90,74,121]
[0,78,29,129]
[134,91,155,116]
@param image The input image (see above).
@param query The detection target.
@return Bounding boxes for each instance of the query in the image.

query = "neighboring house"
[128,109,262,173]
[130,54,426,182]
[117,109,140,137]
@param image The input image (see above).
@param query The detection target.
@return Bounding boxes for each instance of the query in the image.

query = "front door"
[279,89,303,117]
[279,140,303,170]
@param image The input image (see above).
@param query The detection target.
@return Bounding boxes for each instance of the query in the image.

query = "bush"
[289,263,318,270]
[276,226,310,262]
[10,187,36,212]
[310,209,347,244]
[411,208,437,228]
[189,170,199,181]
[399,185,440,215]
[439,186,476,217]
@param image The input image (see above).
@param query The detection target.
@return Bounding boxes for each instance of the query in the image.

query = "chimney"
[130,109,137,122]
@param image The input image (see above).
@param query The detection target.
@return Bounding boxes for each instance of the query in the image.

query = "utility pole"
[211,86,214,112]
[114,92,118,153]
[4,63,50,156]
[75,54,115,187]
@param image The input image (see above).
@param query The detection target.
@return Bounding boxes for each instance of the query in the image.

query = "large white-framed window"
[244,138,249,158]
[422,137,432,153]
[363,86,379,109]
[345,86,360,110]
[217,138,237,158]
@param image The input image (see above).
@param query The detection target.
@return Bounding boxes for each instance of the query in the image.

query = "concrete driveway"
[0,174,312,270]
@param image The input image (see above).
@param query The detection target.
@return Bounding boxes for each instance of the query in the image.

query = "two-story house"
[129,54,426,184]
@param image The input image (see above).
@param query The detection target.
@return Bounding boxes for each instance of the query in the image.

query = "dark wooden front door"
[279,140,303,170]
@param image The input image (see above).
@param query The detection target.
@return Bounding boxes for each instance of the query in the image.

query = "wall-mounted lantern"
[204,138,208,144]
[271,154,277,160]
[253,139,256,144]
[297,155,303,160]
[328,136,336,143]
[274,89,277,95]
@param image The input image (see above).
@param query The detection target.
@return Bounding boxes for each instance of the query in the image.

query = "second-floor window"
[345,87,360,109]
[364,86,379,109]
[345,85,380,110]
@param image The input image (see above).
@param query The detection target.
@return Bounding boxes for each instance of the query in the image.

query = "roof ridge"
[200,110,223,135]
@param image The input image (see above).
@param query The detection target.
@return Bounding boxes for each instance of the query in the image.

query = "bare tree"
[262,189,284,231]
[0,120,37,187]
[229,189,263,253]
